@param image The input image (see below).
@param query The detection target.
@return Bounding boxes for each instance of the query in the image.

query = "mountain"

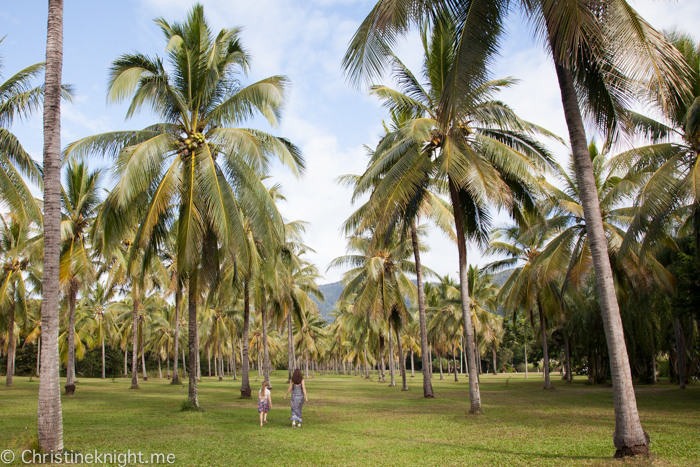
[313,268,514,322]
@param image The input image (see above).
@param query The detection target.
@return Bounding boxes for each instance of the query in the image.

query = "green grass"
[1,372,698,466]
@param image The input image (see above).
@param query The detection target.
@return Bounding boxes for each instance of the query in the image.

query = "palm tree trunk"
[130,291,139,389]
[439,352,444,380]
[261,291,271,387]
[395,327,408,391]
[410,349,415,378]
[538,298,551,390]
[171,286,180,384]
[448,177,482,413]
[554,60,648,455]
[287,310,294,381]
[5,301,15,387]
[453,340,458,382]
[36,337,41,377]
[182,347,187,379]
[141,334,147,381]
[208,346,212,377]
[38,0,65,451]
[66,281,78,387]
[379,339,385,382]
[158,357,162,379]
[492,346,497,375]
[563,333,571,383]
[524,342,528,379]
[673,317,686,389]
[101,332,105,379]
[428,345,433,378]
[167,346,170,379]
[388,325,396,387]
[411,221,434,397]
[241,278,251,398]
[187,273,199,407]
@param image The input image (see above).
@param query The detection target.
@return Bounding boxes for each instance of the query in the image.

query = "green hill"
[313,269,513,322]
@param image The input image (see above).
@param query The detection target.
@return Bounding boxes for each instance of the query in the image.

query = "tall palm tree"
[346,14,555,412]
[342,115,455,398]
[38,0,65,452]
[60,159,101,389]
[65,5,303,408]
[344,0,687,452]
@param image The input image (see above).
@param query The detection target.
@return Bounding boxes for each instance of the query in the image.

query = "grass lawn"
[1,372,698,466]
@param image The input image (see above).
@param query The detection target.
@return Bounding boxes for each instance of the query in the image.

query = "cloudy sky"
[2,0,699,283]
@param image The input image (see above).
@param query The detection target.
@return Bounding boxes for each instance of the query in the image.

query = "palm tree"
[38,0,65,452]
[65,5,303,408]
[78,283,115,379]
[0,39,47,224]
[486,211,563,389]
[344,0,688,453]
[342,115,455,398]
[0,214,41,386]
[60,159,101,389]
[331,230,427,391]
[346,14,555,412]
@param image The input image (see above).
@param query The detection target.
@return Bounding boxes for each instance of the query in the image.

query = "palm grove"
[0,0,698,460]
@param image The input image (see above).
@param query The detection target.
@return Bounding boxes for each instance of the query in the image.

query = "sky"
[2,0,699,284]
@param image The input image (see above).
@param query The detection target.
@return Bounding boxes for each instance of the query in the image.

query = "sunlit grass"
[1,372,698,466]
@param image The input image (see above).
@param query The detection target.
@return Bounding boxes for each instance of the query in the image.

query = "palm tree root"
[614,433,650,458]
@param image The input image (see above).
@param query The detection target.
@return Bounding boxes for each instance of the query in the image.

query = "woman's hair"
[292,369,303,385]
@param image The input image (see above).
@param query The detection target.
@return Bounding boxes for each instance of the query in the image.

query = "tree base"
[64,384,75,396]
[614,445,649,458]
[424,394,435,399]
[240,389,252,398]
[170,379,180,385]
[469,407,482,414]
[130,384,139,390]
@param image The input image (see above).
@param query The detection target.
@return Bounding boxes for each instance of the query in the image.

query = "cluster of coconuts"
[183,132,206,150]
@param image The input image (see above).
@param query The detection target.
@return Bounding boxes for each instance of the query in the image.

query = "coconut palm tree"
[345,14,556,412]
[344,0,688,453]
[486,211,565,389]
[60,159,102,389]
[64,5,303,408]
[0,39,47,225]
[78,282,115,379]
[38,0,65,451]
[342,115,455,398]
[0,214,41,386]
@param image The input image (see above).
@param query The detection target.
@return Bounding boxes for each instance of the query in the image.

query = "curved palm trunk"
[395,327,408,391]
[261,291,271,387]
[492,346,497,375]
[411,221,434,397]
[6,301,15,387]
[524,342,528,379]
[538,299,551,389]
[66,281,78,387]
[187,274,199,407]
[240,278,251,398]
[388,325,396,387]
[38,0,64,451]
[554,61,648,455]
[130,291,139,389]
[410,350,415,378]
[448,178,482,413]
[141,335,148,381]
[363,344,370,379]
[171,287,180,384]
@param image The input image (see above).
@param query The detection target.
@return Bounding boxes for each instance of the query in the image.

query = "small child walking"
[258,381,272,426]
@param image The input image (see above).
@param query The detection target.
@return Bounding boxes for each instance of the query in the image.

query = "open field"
[1,373,698,466]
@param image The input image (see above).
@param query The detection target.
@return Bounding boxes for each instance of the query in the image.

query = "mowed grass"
[1,372,698,466]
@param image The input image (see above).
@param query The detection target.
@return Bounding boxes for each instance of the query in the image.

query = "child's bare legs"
[263,411,268,423]
[259,411,264,427]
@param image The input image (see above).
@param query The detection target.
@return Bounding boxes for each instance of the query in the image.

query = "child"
[258,381,272,426]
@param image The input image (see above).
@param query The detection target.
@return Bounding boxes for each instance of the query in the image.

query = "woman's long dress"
[290,383,304,423]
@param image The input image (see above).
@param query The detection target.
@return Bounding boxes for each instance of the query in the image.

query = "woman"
[284,369,308,427]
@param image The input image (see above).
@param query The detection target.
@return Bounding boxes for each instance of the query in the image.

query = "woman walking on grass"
[284,369,308,427]
[258,382,272,426]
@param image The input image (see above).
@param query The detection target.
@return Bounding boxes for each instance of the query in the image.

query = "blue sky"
[2,0,698,283]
